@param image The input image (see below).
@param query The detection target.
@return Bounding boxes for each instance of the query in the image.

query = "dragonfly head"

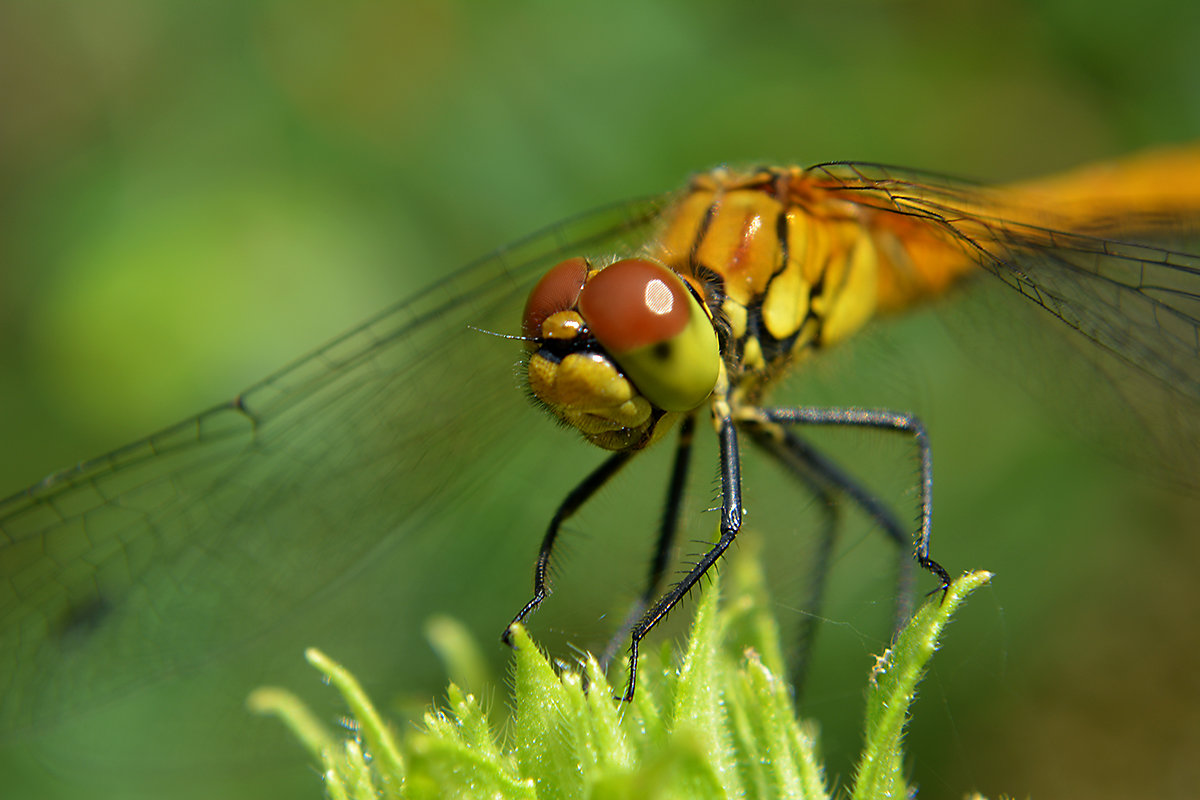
[522,257,721,451]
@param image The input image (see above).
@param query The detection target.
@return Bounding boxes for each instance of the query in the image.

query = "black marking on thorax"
[771,208,790,279]
[688,194,720,267]
[691,170,829,387]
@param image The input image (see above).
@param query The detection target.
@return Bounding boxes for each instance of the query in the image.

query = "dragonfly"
[2,146,1199,728]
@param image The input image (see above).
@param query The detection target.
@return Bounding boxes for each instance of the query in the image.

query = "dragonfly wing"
[0,193,670,733]
[817,162,1200,473]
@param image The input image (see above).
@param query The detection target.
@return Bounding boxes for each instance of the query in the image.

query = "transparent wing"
[0,191,671,732]
[812,161,1200,401]
[812,161,1200,476]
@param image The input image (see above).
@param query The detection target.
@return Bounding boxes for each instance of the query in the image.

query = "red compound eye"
[522,257,589,338]
[577,258,690,354]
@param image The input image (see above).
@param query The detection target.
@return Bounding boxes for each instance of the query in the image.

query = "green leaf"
[253,553,994,800]
[852,570,994,800]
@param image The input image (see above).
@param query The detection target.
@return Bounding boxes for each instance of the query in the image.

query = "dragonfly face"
[2,148,1199,727]
[523,256,719,450]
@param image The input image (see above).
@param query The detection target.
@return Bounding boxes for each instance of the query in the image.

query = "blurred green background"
[1,1,1198,798]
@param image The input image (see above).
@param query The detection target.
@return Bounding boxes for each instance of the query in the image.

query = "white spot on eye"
[644,279,674,315]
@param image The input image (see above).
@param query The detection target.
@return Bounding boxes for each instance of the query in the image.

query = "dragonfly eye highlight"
[578,258,720,412]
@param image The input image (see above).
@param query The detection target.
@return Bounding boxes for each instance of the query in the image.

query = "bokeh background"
[2,1,1198,798]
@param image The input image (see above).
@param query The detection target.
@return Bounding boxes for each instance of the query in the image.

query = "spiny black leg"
[648,414,698,600]
[762,406,951,594]
[621,415,743,701]
[502,450,634,647]
[599,414,696,671]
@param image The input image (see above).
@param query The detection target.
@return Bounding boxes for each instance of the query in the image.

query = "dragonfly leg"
[620,414,743,701]
[599,414,697,673]
[502,450,634,647]
[760,406,951,595]
[742,421,915,692]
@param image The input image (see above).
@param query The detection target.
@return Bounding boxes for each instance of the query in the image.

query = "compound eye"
[578,258,689,351]
[577,258,719,411]
[522,257,589,339]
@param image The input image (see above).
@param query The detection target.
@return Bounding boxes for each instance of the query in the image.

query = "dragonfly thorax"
[647,167,887,404]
